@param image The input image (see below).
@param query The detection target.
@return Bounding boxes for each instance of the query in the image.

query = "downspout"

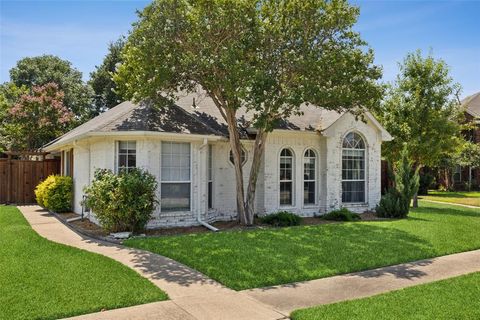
[198,138,219,232]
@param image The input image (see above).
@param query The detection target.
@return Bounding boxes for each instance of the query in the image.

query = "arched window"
[342,132,366,203]
[303,149,317,205]
[279,148,294,206]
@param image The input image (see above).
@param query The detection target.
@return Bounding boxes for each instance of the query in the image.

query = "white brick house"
[44,90,392,228]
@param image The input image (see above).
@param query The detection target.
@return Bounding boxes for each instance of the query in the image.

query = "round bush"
[35,175,73,212]
[261,211,302,227]
[83,168,158,233]
[322,208,361,221]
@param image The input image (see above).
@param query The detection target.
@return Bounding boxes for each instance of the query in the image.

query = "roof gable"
[461,92,480,118]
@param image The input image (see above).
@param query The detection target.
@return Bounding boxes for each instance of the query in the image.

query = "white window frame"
[116,141,136,173]
[160,141,192,212]
[341,132,367,204]
[279,148,295,207]
[229,147,248,166]
[208,144,214,209]
[453,165,462,183]
[303,148,317,206]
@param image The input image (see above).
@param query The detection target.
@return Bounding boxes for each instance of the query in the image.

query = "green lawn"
[422,190,480,207]
[291,272,480,320]
[0,206,167,320]
[125,201,480,290]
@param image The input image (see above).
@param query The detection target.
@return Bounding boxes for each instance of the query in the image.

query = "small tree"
[378,50,463,207]
[4,83,73,150]
[377,146,419,218]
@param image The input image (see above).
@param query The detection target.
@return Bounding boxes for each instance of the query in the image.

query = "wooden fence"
[0,152,60,204]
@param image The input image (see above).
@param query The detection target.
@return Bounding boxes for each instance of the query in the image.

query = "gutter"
[197,138,219,232]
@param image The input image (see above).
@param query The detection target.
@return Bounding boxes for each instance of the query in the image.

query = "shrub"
[375,188,409,218]
[322,208,360,221]
[35,175,73,212]
[418,171,434,195]
[261,211,302,227]
[83,168,158,233]
[376,146,419,218]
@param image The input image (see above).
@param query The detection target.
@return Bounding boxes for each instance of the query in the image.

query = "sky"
[0,0,479,98]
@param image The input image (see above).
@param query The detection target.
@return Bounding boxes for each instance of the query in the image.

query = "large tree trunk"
[245,129,268,225]
[225,108,247,224]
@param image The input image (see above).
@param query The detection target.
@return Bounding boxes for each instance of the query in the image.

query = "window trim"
[228,146,248,166]
[115,140,137,174]
[279,147,295,207]
[208,144,214,209]
[453,165,462,183]
[160,141,192,213]
[341,131,367,204]
[303,148,318,207]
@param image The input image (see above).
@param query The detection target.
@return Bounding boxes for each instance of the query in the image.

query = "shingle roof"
[44,89,363,149]
[462,92,480,118]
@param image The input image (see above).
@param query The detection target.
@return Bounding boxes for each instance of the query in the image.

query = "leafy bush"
[35,175,73,212]
[375,188,409,218]
[83,168,158,233]
[261,211,302,227]
[322,208,360,221]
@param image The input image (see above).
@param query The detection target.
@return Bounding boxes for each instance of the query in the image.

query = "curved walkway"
[18,206,286,320]
[18,205,480,319]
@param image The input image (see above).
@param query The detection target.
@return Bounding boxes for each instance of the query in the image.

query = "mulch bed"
[54,210,389,240]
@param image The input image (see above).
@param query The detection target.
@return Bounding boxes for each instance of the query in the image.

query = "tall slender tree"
[115,0,382,224]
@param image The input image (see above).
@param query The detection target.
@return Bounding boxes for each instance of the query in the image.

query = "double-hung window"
[279,148,294,206]
[117,141,136,173]
[303,149,317,205]
[342,132,366,203]
[161,142,191,212]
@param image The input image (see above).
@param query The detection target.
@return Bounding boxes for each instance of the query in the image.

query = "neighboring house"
[450,92,480,190]
[44,90,392,228]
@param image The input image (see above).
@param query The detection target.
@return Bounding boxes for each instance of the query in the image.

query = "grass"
[290,272,480,320]
[0,206,167,320]
[421,190,480,207]
[125,201,480,290]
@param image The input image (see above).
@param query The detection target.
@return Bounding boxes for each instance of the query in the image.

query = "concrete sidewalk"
[18,206,286,320]
[243,250,480,314]
[18,205,480,319]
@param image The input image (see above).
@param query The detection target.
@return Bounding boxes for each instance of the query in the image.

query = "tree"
[0,83,29,152]
[115,0,382,224]
[89,37,126,113]
[9,55,94,123]
[3,83,73,150]
[378,50,463,207]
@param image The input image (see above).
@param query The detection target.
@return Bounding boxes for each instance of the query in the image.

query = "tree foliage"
[378,50,463,167]
[9,55,94,123]
[0,83,29,151]
[89,37,126,113]
[2,83,73,150]
[115,0,382,224]
[376,146,419,218]
[84,168,158,233]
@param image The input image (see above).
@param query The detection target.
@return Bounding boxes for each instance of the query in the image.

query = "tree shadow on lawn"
[139,222,440,290]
